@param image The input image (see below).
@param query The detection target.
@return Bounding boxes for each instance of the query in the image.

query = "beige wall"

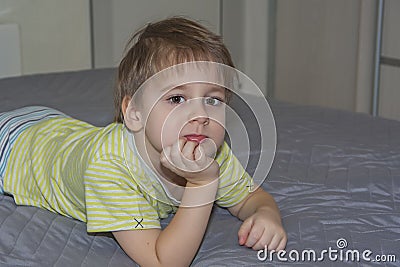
[379,65,400,121]
[354,0,377,114]
[0,0,91,75]
[379,0,400,121]
[243,0,269,96]
[0,24,21,78]
[222,0,270,96]
[273,0,381,116]
[381,0,400,59]
[272,0,400,121]
[92,0,220,68]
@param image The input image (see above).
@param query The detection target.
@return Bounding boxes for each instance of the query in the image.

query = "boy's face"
[138,82,226,155]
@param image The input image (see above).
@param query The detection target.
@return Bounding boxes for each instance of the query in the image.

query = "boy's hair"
[114,16,235,123]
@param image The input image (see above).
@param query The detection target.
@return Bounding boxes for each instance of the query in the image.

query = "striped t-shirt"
[3,117,253,232]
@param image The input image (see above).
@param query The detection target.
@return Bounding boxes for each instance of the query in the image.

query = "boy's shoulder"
[23,117,125,157]
[215,141,231,163]
[36,116,123,134]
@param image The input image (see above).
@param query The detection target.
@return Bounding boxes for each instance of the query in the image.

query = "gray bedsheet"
[0,69,399,266]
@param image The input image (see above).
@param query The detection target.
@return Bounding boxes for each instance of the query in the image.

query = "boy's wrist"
[255,205,273,213]
[255,205,282,223]
[181,179,219,207]
[185,176,219,187]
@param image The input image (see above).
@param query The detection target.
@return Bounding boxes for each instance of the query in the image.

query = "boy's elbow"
[113,229,192,267]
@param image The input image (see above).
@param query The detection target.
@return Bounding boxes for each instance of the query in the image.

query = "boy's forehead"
[162,83,225,93]
[153,62,232,85]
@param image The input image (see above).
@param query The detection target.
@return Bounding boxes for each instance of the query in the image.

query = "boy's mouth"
[184,134,207,143]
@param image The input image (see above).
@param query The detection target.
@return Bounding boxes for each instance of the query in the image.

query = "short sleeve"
[215,142,254,208]
[84,156,161,232]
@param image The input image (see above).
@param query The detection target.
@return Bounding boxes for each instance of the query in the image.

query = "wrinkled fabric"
[0,106,67,196]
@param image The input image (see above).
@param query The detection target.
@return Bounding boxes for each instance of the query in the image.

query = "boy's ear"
[122,96,143,132]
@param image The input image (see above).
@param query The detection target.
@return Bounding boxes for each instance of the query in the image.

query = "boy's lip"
[184,134,207,143]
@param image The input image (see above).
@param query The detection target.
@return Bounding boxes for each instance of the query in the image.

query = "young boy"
[0,17,286,266]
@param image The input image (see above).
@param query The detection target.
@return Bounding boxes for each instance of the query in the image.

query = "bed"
[0,68,399,266]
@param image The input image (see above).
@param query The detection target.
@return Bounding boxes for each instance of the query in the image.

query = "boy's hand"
[160,137,220,186]
[238,206,287,251]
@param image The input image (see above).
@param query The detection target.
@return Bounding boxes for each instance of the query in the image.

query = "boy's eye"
[204,97,223,106]
[167,95,185,104]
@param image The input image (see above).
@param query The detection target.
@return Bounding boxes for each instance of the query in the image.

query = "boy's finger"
[194,145,215,173]
[161,146,170,160]
[253,231,274,251]
[199,138,217,158]
[170,140,184,166]
[266,234,282,251]
[277,235,288,251]
[194,145,206,165]
[178,138,186,152]
[181,140,197,161]
[246,226,265,249]
[160,146,172,168]
[237,219,252,246]
[194,145,202,161]
[162,143,184,172]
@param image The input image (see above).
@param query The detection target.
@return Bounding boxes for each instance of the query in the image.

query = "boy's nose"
[187,98,210,125]
[190,116,210,125]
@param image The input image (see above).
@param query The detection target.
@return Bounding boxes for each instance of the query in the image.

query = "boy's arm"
[114,139,219,267]
[228,187,287,251]
[113,181,218,267]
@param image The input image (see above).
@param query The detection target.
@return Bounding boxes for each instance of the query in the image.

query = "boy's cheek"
[160,129,183,150]
[213,126,226,147]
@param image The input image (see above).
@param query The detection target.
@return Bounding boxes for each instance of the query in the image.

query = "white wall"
[379,0,400,121]
[222,0,245,72]
[0,24,21,78]
[243,0,269,96]
[381,0,400,59]
[354,0,377,114]
[0,0,91,75]
[273,0,363,112]
[92,0,220,68]
[223,0,270,96]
